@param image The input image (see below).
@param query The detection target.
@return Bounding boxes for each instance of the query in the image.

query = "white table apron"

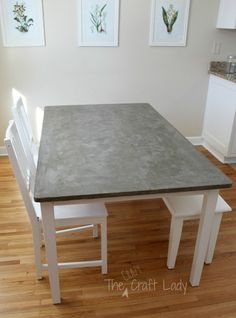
[40,189,219,305]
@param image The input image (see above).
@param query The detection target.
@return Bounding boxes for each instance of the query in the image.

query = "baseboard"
[186,136,204,146]
[0,146,7,156]
[203,141,236,164]
[186,137,236,163]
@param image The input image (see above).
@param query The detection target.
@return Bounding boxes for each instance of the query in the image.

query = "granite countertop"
[209,61,236,83]
[34,103,232,202]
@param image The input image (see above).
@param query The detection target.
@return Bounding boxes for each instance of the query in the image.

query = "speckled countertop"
[209,61,236,83]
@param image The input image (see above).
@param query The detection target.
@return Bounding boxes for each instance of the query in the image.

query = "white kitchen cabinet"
[203,75,236,163]
[217,0,236,29]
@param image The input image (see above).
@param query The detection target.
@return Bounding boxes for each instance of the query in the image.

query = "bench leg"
[167,217,184,269]
[101,219,107,274]
[205,213,223,264]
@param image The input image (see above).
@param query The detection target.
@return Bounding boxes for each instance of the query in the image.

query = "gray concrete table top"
[34,103,232,202]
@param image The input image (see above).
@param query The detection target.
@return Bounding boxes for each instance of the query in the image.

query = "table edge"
[34,182,232,203]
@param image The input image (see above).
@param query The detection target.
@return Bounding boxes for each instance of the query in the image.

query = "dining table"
[34,103,232,304]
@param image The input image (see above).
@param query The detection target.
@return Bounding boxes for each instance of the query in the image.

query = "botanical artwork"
[13,2,34,33]
[90,4,107,33]
[78,0,119,46]
[162,4,178,33]
[0,0,45,47]
[149,0,190,46]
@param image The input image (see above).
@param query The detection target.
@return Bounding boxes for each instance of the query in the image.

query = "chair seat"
[164,195,231,218]
[33,202,108,222]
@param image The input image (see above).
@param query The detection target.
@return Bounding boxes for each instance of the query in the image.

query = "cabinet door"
[217,0,236,29]
[203,76,236,156]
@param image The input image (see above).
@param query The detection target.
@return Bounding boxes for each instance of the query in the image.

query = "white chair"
[5,121,108,280]
[12,96,99,239]
[163,195,231,269]
[12,94,39,171]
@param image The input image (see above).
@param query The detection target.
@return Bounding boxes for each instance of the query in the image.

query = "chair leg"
[101,219,107,274]
[205,213,223,264]
[167,217,184,269]
[32,222,43,279]
[93,224,99,238]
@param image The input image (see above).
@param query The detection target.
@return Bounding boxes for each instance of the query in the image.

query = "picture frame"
[149,0,190,47]
[77,0,119,47]
[0,0,45,47]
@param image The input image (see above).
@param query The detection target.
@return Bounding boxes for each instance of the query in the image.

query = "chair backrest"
[12,96,36,176]
[5,121,38,226]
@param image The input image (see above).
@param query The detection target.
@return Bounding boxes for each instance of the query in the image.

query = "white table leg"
[190,189,219,286]
[40,202,61,304]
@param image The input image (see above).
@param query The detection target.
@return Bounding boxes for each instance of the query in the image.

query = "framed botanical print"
[149,0,190,46]
[78,0,119,47]
[0,0,45,47]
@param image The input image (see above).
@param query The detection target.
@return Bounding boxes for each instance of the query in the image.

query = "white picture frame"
[149,0,190,47]
[78,0,119,47]
[0,0,45,47]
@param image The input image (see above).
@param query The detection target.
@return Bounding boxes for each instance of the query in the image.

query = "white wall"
[0,44,11,147]
[1,0,236,146]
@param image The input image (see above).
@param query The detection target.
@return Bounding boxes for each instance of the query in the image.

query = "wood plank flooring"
[0,147,236,317]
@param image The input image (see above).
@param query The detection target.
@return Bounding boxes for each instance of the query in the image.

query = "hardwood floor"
[0,147,236,317]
